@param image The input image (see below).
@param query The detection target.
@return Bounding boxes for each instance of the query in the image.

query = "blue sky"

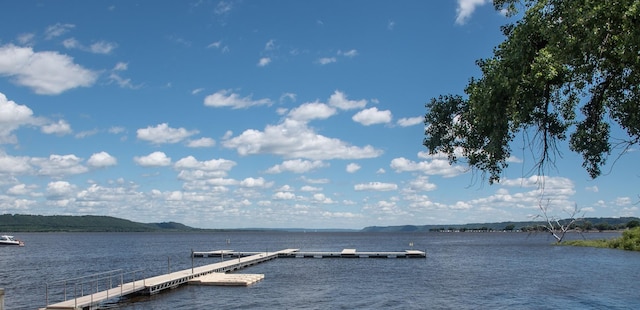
[0,0,637,229]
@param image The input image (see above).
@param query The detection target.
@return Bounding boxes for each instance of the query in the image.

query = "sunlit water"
[0,231,638,309]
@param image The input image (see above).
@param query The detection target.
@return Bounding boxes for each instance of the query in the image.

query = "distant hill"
[0,214,200,232]
[362,217,640,232]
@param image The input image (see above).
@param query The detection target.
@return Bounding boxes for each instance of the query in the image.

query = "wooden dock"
[42,249,297,310]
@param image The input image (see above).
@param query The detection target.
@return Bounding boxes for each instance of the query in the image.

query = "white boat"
[0,235,24,246]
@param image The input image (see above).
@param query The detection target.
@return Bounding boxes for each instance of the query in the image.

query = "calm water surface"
[0,231,638,309]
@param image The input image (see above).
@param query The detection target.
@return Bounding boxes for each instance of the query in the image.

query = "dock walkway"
[42,249,297,310]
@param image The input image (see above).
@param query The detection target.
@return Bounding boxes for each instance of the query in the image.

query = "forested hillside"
[0,214,198,232]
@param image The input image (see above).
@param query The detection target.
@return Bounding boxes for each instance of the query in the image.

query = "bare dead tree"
[533,202,585,243]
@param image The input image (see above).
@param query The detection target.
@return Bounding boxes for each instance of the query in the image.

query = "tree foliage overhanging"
[424,0,640,183]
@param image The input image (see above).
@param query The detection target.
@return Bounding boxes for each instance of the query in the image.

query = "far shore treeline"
[1,214,639,233]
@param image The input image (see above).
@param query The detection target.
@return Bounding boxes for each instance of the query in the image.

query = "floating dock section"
[193,248,427,259]
[188,273,264,286]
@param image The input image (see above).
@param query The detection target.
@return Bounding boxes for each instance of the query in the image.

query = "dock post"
[1,288,5,310]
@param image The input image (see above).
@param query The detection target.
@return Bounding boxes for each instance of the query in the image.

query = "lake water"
[0,231,638,309]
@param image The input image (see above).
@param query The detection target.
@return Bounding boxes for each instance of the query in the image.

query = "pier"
[43,248,424,309]
[193,248,427,258]
[42,249,296,310]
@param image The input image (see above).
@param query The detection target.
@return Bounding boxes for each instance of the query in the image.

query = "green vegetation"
[0,214,200,232]
[563,227,640,251]
[424,0,640,183]
[363,217,639,233]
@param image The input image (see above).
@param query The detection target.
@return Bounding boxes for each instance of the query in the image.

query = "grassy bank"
[563,227,640,251]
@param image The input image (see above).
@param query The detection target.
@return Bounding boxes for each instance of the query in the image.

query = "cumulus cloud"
[0,92,36,144]
[240,177,271,188]
[346,163,361,173]
[265,159,327,174]
[407,176,437,192]
[328,90,367,110]
[87,151,117,168]
[46,181,76,199]
[223,118,383,160]
[0,44,98,95]
[354,182,398,191]
[174,156,236,171]
[287,101,336,122]
[203,89,272,109]
[390,156,467,177]
[41,119,72,135]
[352,107,392,126]
[134,151,172,167]
[7,183,34,196]
[0,152,32,174]
[136,123,198,144]
[455,0,489,25]
[32,154,88,176]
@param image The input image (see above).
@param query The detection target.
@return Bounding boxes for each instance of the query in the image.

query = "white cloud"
[339,49,358,57]
[41,119,72,135]
[0,152,32,174]
[90,41,117,54]
[317,57,336,65]
[615,197,632,206]
[46,181,76,199]
[455,0,489,25]
[187,137,216,148]
[407,176,437,192]
[87,151,117,168]
[203,89,272,109]
[0,44,98,95]
[265,39,276,50]
[7,183,34,196]
[258,57,271,67]
[223,118,383,160]
[17,33,35,46]
[287,101,336,122]
[0,92,36,144]
[273,191,296,200]
[45,23,75,39]
[265,159,327,174]
[174,156,236,171]
[354,182,398,191]
[134,151,172,167]
[136,123,198,144]
[328,90,367,110]
[397,116,423,127]
[346,163,361,173]
[64,38,117,54]
[32,154,88,176]
[240,177,271,188]
[108,126,125,134]
[352,107,392,126]
[390,157,467,177]
[585,186,599,193]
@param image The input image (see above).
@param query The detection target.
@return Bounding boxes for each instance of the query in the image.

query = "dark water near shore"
[0,231,638,309]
